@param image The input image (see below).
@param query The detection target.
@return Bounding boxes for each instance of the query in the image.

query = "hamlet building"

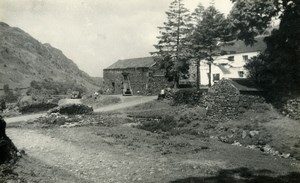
[189,36,267,86]
[103,57,169,95]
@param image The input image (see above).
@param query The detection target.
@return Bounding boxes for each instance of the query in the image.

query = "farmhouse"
[103,57,170,95]
[190,36,267,86]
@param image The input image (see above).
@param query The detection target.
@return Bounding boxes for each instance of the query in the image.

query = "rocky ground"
[1,99,300,182]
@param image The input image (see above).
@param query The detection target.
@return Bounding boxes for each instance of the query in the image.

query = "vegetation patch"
[19,103,58,114]
[49,104,93,115]
[137,115,176,133]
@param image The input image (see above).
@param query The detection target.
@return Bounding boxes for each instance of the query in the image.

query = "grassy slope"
[0,22,101,91]
[123,100,300,160]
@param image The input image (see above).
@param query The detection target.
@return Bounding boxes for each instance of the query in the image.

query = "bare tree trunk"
[174,0,181,90]
[208,46,213,87]
[196,60,201,90]
[208,62,212,87]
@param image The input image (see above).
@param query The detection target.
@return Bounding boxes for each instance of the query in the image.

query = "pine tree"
[151,0,193,88]
[191,3,205,90]
[191,6,232,87]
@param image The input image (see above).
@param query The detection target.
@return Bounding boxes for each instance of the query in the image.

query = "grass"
[124,100,178,119]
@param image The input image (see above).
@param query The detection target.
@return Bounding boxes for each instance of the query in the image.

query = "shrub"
[19,103,58,114]
[138,115,176,132]
[49,104,93,115]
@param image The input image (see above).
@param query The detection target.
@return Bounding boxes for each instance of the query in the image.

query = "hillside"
[0,22,101,92]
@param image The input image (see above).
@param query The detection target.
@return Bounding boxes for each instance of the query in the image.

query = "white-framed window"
[243,55,249,61]
[238,71,244,78]
[228,56,234,61]
[213,73,220,81]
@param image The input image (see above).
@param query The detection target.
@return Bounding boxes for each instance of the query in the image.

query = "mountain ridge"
[0,22,101,92]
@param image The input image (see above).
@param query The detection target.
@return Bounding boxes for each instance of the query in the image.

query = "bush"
[49,104,93,115]
[19,103,58,114]
[0,116,18,164]
[138,115,176,132]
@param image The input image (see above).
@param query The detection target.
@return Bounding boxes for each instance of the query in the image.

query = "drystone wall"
[282,97,300,120]
[103,67,170,96]
[205,80,265,119]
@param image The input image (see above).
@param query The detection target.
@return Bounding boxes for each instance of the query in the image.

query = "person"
[158,89,166,100]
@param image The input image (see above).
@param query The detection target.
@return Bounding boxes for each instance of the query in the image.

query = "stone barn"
[205,78,265,118]
[103,57,170,95]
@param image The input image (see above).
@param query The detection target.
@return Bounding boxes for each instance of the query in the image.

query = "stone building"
[205,78,265,118]
[103,57,170,95]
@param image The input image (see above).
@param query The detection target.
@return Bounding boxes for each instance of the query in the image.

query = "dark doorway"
[112,82,115,94]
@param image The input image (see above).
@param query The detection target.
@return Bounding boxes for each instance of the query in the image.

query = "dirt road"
[6,123,300,182]
[3,96,300,182]
[94,96,156,112]
[4,96,156,123]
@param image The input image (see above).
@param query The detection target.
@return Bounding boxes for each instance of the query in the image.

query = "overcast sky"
[0,0,233,77]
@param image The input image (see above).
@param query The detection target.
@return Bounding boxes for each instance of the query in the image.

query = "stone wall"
[282,97,300,120]
[103,65,171,96]
[205,79,265,119]
[147,76,171,95]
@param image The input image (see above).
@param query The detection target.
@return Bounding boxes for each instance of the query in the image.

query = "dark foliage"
[232,0,300,104]
[49,104,93,115]
[19,103,58,114]
[138,115,176,133]
[0,116,18,164]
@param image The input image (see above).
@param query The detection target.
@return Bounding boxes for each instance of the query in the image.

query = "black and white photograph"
[0,0,300,182]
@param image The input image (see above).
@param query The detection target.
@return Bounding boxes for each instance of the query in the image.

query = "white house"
[189,36,266,86]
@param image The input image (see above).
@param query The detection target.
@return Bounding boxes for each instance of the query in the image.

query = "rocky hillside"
[0,22,101,91]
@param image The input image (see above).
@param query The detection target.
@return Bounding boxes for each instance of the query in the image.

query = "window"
[238,71,244,78]
[213,73,220,81]
[228,56,234,61]
[243,55,249,61]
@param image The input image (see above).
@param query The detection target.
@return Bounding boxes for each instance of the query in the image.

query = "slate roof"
[105,57,155,70]
[221,36,266,54]
[217,65,231,74]
[228,78,262,92]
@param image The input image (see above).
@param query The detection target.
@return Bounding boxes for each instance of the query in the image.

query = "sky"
[0,0,233,77]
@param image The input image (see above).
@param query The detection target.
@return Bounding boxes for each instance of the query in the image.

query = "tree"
[228,0,278,45]
[230,0,300,99]
[191,3,205,90]
[191,6,232,87]
[151,0,193,88]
